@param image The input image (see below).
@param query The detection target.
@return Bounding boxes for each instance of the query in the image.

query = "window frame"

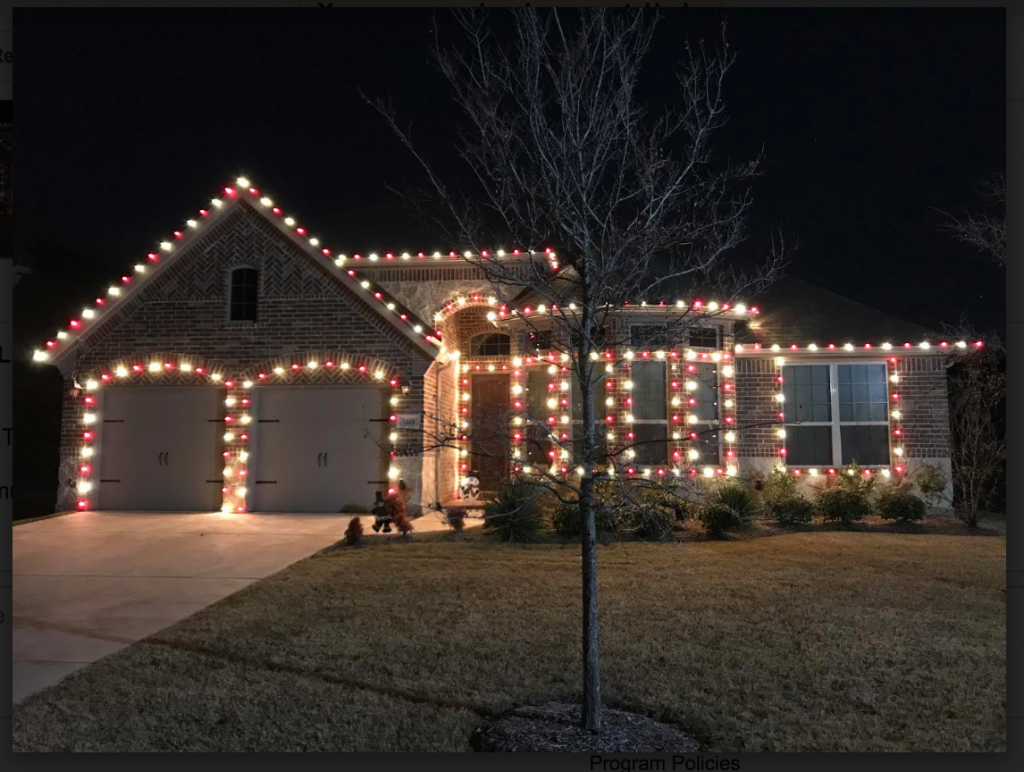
[227,265,259,323]
[782,360,892,467]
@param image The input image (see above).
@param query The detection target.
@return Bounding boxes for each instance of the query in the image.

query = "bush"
[622,503,675,541]
[835,462,876,496]
[392,511,414,536]
[699,503,743,538]
[817,488,871,525]
[344,516,363,546]
[550,500,619,537]
[484,482,545,543]
[445,507,467,532]
[913,464,947,507]
[876,489,926,523]
[767,496,815,527]
[384,494,406,520]
[761,468,798,506]
[633,484,694,522]
[711,484,756,525]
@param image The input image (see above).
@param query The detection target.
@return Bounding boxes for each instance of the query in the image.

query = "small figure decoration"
[370,490,393,533]
[460,472,480,502]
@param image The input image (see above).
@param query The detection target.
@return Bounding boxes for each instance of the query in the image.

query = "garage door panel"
[253,387,385,513]
[98,388,222,512]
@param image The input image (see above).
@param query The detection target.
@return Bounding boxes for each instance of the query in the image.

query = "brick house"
[33,177,967,515]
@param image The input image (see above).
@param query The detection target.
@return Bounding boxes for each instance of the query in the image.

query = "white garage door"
[97,387,223,511]
[252,387,386,513]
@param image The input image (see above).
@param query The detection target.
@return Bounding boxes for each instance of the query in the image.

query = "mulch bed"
[472,702,700,753]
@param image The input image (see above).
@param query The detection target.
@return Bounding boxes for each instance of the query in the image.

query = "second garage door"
[252,387,386,513]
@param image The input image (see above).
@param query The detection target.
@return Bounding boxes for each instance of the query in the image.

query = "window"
[470,333,511,357]
[783,363,890,467]
[688,362,721,465]
[524,368,554,466]
[229,267,259,322]
[571,369,608,466]
[630,324,673,349]
[688,326,719,349]
[520,329,553,353]
[630,360,668,465]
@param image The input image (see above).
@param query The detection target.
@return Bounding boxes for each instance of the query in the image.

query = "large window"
[630,360,668,465]
[229,267,259,322]
[571,369,608,466]
[524,368,554,466]
[687,361,721,464]
[471,333,511,356]
[783,363,890,466]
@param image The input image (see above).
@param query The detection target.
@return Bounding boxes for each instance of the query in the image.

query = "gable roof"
[33,177,446,366]
[738,277,938,347]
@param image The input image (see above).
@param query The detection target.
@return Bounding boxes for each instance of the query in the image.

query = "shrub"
[767,496,815,527]
[445,507,467,532]
[344,516,363,546]
[817,488,871,525]
[876,489,926,523]
[913,464,947,508]
[622,503,675,541]
[484,482,545,543]
[633,485,693,522]
[384,494,406,520]
[550,500,619,537]
[835,462,876,496]
[699,503,742,538]
[392,510,414,536]
[761,468,798,506]
[711,484,756,525]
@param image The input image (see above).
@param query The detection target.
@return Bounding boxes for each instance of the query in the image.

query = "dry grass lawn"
[13,530,1005,752]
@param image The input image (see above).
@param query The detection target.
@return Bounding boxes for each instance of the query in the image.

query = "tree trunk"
[578,298,602,733]
[580,473,602,732]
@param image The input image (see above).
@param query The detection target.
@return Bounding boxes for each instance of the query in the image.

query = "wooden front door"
[471,374,510,491]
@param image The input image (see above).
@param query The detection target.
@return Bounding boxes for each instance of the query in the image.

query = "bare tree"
[366,8,785,733]
[942,322,1005,527]
[940,173,1006,265]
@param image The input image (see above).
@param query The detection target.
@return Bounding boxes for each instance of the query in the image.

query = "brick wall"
[735,356,781,458]
[896,355,951,458]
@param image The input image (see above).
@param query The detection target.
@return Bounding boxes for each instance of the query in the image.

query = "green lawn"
[13,529,1006,752]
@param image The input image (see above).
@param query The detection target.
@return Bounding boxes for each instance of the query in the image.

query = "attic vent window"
[471,333,511,356]
[229,267,259,322]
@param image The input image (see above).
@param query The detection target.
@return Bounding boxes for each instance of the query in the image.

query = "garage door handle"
[317,452,323,467]
[323,452,329,467]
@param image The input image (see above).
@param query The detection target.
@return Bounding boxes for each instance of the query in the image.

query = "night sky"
[14,8,1006,341]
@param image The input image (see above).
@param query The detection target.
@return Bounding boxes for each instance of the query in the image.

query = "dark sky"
[14,8,1006,337]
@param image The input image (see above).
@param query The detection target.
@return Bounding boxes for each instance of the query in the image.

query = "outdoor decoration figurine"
[370,490,393,533]
[459,472,480,503]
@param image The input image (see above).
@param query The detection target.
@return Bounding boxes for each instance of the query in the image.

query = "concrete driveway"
[13,510,445,704]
